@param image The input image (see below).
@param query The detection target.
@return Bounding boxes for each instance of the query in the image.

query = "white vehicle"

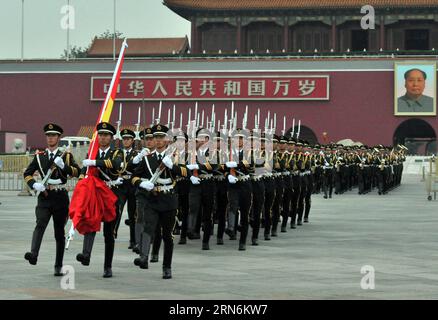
[59,136,91,148]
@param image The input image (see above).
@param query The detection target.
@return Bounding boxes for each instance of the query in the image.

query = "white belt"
[199,174,214,180]
[214,175,225,181]
[153,185,174,193]
[264,173,273,178]
[48,179,62,185]
[273,172,282,177]
[237,175,250,182]
[157,178,172,185]
[251,175,263,181]
[282,171,291,176]
[122,175,132,180]
[47,184,66,191]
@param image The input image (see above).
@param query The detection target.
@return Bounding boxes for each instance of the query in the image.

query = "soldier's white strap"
[145,155,154,178]
[36,153,48,179]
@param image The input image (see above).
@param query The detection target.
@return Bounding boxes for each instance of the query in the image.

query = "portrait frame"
[394,61,437,116]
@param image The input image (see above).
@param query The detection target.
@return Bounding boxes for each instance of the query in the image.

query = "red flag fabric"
[69,39,128,234]
[69,176,118,235]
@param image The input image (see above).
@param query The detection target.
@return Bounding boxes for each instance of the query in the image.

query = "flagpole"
[66,0,70,62]
[113,0,116,61]
[21,0,24,62]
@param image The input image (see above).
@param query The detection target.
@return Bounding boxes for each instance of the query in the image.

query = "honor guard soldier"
[248,130,266,245]
[271,135,285,237]
[114,128,138,249]
[173,130,190,245]
[212,131,228,245]
[186,128,217,250]
[225,128,253,251]
[279,136,292,233]
[260,133,276,240]
[287,138,301,229]
[24,123,80,276]
[129,128,154,254]
[321,145,335,199]
[131,124,188,279]
[76,122,124,278]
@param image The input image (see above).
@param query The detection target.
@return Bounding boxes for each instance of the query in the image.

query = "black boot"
[104,242,115,272]
[103,268,112,278]
[54,240,65,272]
[76,233,95,266]
[134,256,148,269]
[54,266,64,277]
[178,237,187,245]
[163,267,172,279]
[24,252,38,265]
[25,226,45,265]
[217,238,224,245]
[238,243,246,251]
[251,238,259,246]
[150,254,159,263]
[202,242,210,250]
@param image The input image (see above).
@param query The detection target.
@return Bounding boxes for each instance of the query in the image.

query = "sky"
[0,0,191,59]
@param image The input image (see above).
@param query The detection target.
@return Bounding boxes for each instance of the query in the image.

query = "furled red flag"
[69,39,128,235]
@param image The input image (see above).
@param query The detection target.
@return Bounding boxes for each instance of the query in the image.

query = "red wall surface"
[0,71,437,149]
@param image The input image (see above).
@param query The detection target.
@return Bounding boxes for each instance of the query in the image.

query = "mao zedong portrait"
[397,68,434,113]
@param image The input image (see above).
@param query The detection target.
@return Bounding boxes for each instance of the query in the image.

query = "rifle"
[134,106,142,150]
[65,222,75,250]
[114,103,123,148]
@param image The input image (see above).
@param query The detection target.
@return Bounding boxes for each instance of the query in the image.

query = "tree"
[61,30,124,59]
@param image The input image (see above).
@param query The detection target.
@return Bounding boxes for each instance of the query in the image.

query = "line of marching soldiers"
[23,122,407,279]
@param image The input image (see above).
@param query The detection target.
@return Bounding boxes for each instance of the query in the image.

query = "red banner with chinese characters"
[91,75,329,101]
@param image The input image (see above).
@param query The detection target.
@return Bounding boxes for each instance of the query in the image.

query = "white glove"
[162,155,173,169]
[82,159,96,167]
[228,174,238,184]
[113,177,124,186]
[139,180,154,191]
[54,157,65,169]
[133,148,149,165]
[187,164,199,171]
[319,151,324,156]
[33,182,46,192]
[190,176,201,185]
[226,161,238,168]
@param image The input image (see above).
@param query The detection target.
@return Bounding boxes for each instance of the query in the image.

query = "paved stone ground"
[1,173,438,300]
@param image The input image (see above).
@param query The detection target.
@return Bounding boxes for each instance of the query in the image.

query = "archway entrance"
[393,119,436,155]
[286,125,318,145]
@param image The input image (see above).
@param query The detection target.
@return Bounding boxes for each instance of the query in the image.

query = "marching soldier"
[271,135,285,237]
[186,128,217,250]
[321,146,335,199]
[261,133,276,240]
[114,128,138,249]
[212,131,228,245]
[129,128,154,254]
[249,131,266,245]
[174,130,191,245]
[76,122,124,278]
[225,128,253,250]
[24,123,80,276]
[131,124,188,279]
[279,136,292,233]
